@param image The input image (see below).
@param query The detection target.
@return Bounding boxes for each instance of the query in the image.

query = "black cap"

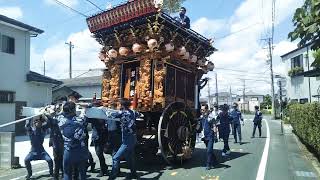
[68,91,82,100]
[63,101,76,117]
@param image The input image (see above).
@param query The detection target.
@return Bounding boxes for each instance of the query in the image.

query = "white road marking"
[9,170,48,180]
[295,171,317,178]
[256,119,270,180]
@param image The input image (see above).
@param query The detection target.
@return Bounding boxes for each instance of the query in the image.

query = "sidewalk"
[265,120,319,180]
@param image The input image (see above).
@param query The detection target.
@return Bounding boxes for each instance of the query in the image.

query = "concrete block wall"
[0,132,14,168]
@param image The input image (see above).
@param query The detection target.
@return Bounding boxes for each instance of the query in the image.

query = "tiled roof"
[26,71,62,85]
[60,76,102,87]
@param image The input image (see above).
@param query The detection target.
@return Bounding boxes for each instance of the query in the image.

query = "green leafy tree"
[163,0,186,14]
[261,94,272,109]
[288,0,320,68]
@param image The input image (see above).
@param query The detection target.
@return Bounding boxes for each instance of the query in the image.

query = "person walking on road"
[252,106,263,138]
[200,104,217,170]
[108,98,139,180]
[209,104,220,142]
[24,116,53,180]
[230,103,244,144]
[217,104,233,156]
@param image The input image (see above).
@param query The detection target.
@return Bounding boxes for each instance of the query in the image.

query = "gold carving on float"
[138,58,152,109]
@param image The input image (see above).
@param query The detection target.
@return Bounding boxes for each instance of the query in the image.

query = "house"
[208,91,238,106]
[53,76,102,102]
[281,42,320,103]
[0,15,61,133]
[237,91,264,112]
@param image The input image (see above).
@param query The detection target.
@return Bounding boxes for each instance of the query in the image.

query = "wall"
[0,24,30,131]
[0,104,15,132]
[0,23,30,103]
[0,23,53,132]
[283,45,320,102]
[27,82,52,107]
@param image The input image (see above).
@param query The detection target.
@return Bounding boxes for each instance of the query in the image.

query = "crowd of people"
[198,103,263,170]
[24,92,139,180]
[23,90,263,179]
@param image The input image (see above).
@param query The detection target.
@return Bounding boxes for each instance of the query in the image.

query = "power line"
[215,22,262,40]
[53,0,88,17]
[214,67,268,75]
[84,0,103,11]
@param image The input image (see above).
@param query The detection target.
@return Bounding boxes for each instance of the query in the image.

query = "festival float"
[86,0,216,164]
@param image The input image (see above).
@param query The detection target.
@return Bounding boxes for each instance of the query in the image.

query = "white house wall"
[0,104,15,132]
[283,45,320,102]
[0,22,54,132]
[0,23,30,103]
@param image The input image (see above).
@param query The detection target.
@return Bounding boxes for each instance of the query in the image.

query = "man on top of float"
[175,7,191,29]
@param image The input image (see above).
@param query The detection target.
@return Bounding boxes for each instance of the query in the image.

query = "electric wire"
[84,0,103,11]
[52,0,88,17]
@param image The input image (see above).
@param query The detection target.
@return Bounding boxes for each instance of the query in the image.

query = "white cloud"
[0,7,23,19]
[191,17,226,37]
[31,29,104,79]
[44,0,78,8]
[198,0,303,97]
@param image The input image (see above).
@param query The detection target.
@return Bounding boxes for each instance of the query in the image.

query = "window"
[0,91,15,103]
[2,35,15,54]
[291,54,303,69]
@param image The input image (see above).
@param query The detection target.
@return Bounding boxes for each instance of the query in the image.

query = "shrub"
[288,66,304,77]
[261,109,271,115]
[288,103,320,159]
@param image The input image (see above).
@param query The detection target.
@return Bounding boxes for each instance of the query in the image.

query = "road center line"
[256,119,270,180]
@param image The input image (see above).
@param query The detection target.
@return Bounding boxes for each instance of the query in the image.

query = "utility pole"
[43,60,46,76]
[267,38,276,119]
[65,41,74,79]
[243,79,246,113]
[278,79,284,134]
[215,72,218,106]
[229,86,232,106]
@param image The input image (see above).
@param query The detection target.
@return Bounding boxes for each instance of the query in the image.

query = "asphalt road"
[0,115,319,180]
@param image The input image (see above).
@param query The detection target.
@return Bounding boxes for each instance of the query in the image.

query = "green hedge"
[288,102,320,158]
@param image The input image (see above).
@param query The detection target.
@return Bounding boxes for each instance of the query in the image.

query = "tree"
[288,0,320,68]
[162,0,186,14]
[261,94,272,109]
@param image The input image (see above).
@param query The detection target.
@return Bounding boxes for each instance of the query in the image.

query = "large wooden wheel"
[157,102,197,164]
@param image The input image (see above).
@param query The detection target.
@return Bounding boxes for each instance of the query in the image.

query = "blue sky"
[0,0,304,95]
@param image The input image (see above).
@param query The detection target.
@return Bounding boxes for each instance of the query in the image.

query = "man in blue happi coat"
[217,104,233,156]
[24,116,53,179]
[230,103,244,144]
[200,104,218,170]
[175,7,190,28]
[86,117,108,177]
[49,113,64,180]
[58,101,88,180]
[108,98,139,180]
[252,105,263,138]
